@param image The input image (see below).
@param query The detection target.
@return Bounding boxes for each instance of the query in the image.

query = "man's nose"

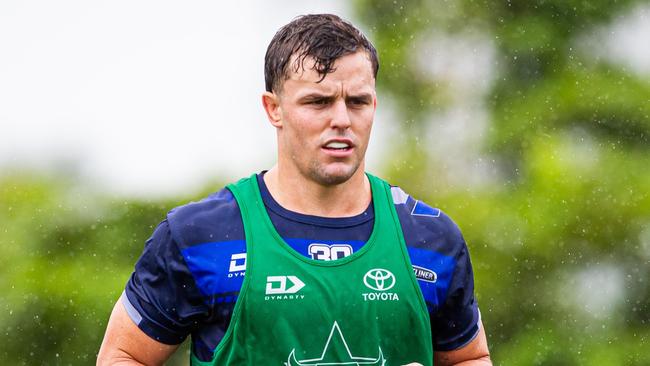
[329,99,352,129]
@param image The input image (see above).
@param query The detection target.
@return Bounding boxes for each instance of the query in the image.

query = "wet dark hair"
[264,14,379,93]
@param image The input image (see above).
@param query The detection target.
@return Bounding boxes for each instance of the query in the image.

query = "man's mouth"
[324,141,351,150]
[323,140,354,151]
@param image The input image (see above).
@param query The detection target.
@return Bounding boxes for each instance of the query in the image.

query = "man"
[98,14,491,366]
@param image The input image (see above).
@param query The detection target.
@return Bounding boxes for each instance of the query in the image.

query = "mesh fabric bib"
[192,173,433,366]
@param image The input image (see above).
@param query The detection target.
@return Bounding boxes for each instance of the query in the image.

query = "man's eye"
[311,99,328,105]
[348,99,369,106]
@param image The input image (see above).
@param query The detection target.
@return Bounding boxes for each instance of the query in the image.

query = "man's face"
[270,51,377,186]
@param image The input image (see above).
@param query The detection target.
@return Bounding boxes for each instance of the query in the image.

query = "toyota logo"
[363,268,395,291]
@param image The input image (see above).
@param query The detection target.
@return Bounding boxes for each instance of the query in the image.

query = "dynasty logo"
[265,275,305,301]
[228,253,246,278]
[285,321,385,365]
[362,268,399,302]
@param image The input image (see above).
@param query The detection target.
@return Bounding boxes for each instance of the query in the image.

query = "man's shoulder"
[166,186,245,248]
[390,185,465,257]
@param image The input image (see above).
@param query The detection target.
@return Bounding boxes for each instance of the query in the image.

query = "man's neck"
[263,165,371,218]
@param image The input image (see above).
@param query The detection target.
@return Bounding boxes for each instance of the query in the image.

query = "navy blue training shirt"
[123,173,481,361]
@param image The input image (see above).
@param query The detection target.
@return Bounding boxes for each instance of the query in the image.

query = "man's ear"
[262,92,282,128]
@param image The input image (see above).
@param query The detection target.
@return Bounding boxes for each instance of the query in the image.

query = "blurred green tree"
[0,173,198,365]
[352,0,650,364]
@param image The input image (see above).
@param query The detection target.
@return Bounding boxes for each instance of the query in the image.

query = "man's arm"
[97,300,180,366]
[433,320,491,366]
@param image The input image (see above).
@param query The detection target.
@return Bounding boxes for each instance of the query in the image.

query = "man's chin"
[309,164,361,186]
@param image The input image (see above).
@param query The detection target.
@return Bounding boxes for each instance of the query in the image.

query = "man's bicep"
[430,239,481,351]
[97,299,179,366]
[124,219,207,344]
[433,321,491,366]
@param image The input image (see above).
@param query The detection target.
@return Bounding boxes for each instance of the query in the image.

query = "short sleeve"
[430,237,481,351]
[123,219,210,345]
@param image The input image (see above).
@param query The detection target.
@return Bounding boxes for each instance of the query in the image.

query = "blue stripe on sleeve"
[180,240,246,298]
[407,246,456,311]
[411,200,441,217]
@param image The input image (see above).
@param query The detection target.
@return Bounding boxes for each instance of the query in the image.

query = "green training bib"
[192,173,433,366]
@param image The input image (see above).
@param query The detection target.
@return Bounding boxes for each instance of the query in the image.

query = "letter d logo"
[265,275,305,295]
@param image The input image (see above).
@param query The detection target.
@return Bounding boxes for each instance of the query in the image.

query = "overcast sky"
[1,2,648,197]
[0,1,362,197]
